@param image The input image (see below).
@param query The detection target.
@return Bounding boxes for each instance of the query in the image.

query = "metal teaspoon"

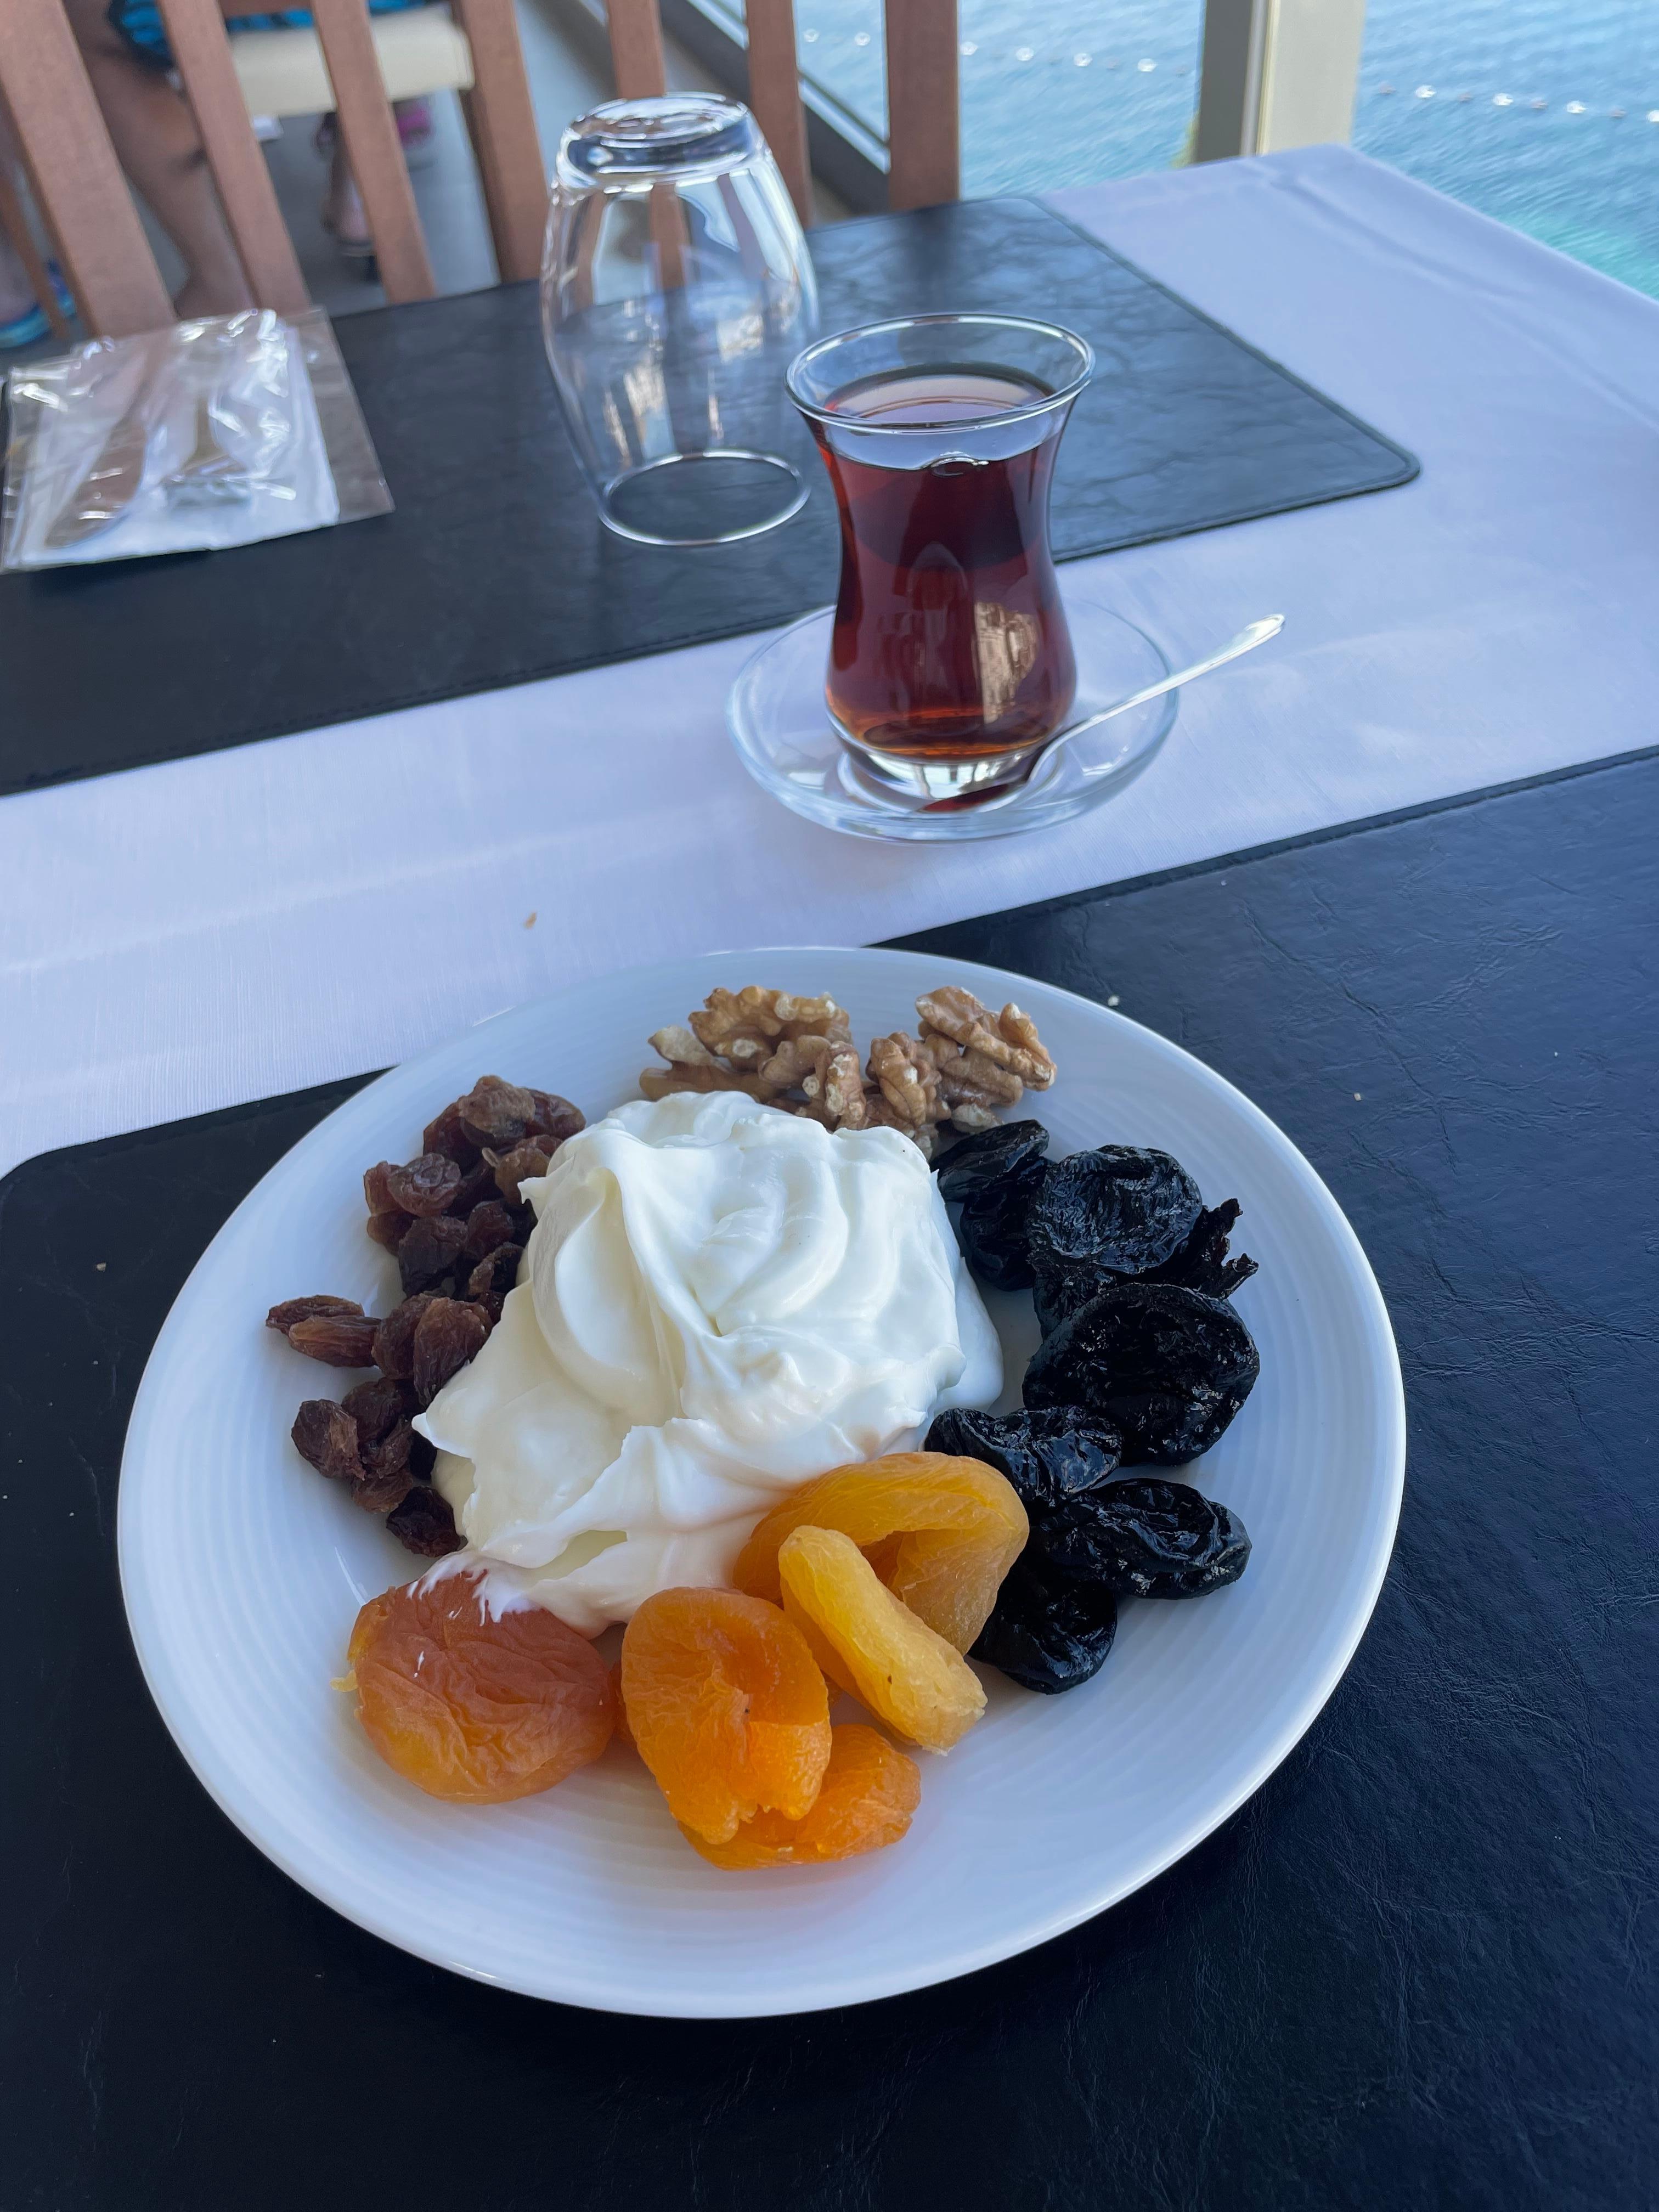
[1045,613,1285,758]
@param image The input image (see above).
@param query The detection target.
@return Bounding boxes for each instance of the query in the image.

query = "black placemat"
[4,755,1654,2209]
[0,196,1415,797]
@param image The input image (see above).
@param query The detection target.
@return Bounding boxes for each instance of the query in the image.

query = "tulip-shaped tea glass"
[542,95,817,547]
[786,313,1094,801]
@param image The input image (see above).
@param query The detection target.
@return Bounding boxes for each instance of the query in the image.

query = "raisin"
[527,1091,584,1144]
[355,1422,419,1513]
[485,1141,552,1205]
[421,1099,481,1166]
[366,1209,413,1254]
[363,1162,400,1217]
[267,1294,363,1336]
[467,1244,522,1302]
[285,1313,381,1368]
[935,1118,1049,1203]
[1024,1282,1260,1464]
[409,1430,437,1481]
[970,1553,1119,1694]
[291,1398,363,1482]
[341,1374,416,1446]
[396,1212,468,1295]
[924,1405,1122,1504]
[458,1075,535,1149]
[386,1485,464,1556]
[371,1293,438,1379]
[445,1159,497,1217]
[383,1153,462,1218]
[955,1155,1046,1290]
[412,1297,489,1406]
[461,1199,515,1262]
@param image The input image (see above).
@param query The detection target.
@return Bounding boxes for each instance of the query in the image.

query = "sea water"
[786,0,1659,297]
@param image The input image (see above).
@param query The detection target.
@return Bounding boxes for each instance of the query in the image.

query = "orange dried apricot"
[778,1526,987,1752]
[348,1570,613,1803]
[685,1725,921,1869]
[621,1588,831,1844]
[733,1451,1028,1652]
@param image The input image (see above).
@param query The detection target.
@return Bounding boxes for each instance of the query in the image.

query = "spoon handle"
[1054,614,1285,753]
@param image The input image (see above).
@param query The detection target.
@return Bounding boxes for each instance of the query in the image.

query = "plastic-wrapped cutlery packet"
[1,307,391,571]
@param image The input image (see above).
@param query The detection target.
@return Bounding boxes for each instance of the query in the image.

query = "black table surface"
[3,748,1656,2209]
[0,196,1413,797]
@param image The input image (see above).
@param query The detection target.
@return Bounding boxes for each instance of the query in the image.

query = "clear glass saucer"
[727,586,1177,842]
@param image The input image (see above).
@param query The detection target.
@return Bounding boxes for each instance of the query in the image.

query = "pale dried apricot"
[685,1725,921,1869]
[348,1570,613,1803]
[777,1526,986,1752]
[733,1451,1028,1651]
[621,1588,831,1843]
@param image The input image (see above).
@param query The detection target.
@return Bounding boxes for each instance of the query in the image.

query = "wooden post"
[449,0,548,283]
[745,0,811,225]
[0,0,173,337]
[156,0,310,314]
[606,0,668,98]
[308,0,436,301]
[884,0,959,211]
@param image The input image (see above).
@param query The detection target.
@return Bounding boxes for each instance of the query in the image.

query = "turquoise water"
[787,0,1659,296]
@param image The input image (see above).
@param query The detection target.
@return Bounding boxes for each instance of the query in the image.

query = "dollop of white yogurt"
[414,1089,1001,1634]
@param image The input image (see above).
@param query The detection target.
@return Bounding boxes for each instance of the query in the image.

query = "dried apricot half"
[777,1526,987,1752]
[348,1570,614,1803]
[733,1451,1028,1652]
[685,1725,921,1869]
[621,1588,831,1844]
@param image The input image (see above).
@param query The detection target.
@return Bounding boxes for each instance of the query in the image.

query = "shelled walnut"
[639,985,1057,1155]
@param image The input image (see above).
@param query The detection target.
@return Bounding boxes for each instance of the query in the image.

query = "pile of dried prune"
[932,1125,1261,1693]
[266,1075,583,1556]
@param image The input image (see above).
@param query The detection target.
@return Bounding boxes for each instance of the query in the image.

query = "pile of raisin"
[931,1121,1260,1694]
[266,1076,583,1556]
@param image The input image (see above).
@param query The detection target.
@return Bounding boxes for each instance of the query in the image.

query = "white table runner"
[6,145,1658,1177]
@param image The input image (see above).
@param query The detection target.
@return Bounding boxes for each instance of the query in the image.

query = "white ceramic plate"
[119,947,1404,2018]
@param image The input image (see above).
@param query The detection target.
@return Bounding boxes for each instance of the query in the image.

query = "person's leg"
[61,0,253,316]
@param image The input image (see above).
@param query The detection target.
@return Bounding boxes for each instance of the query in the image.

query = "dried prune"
[383,1153,462,1218]
[284,1313,381,1368]
[366,1209,413,1254]
[371,1293,438,1379]
[955,1155,1046,1290]
[1025,1282,1260,1464]
[341,1374,415,1446]
[291,1399,362,1482]
[385,1484,464,1556]
[1142,1200,1258,1301]
[411,1296,488,1406]
[924,1405,1122,1504]
[1032,1195,1259,1334]
[461,1199,515,1262]
[527,1091,584,1144]
[970,1553,1118,1693]
[1031,1477,1250,1598]
[459,1075,535,1149]
[396,1212,469,1295]
[355,1422,419,1513]
[935,1118,1049,1203]
[1028,1147,1202,1284]
[267,1294,362,1335]
[421,1099,481,1166]
[466,1243,522,1302]
[485,1141,552,1205]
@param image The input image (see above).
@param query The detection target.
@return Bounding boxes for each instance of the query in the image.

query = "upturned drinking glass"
[542,94,818,548]
[787,313,1094,802]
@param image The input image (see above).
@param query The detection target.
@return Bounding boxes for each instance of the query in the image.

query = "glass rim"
[559,93,759,176]
[786,312,1095,431]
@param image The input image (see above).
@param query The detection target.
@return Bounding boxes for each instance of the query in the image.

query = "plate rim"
[117,944,1406,2017]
